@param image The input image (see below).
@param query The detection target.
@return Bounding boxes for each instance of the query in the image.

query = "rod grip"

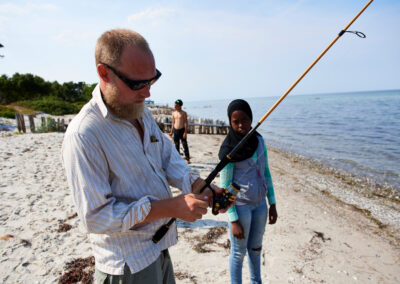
[191,179,208,194]
[152,218,175,243]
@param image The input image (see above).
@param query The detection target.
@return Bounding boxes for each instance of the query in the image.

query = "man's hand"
[169,132,173,137]
[268,204,278,224]
[191,178,233,213]
[183,132,187,139]
[171,194,209,222]
[208,184,234,213]
[231,221,244,239]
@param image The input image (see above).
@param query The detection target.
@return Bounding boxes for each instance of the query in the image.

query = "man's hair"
[95,29,152,67]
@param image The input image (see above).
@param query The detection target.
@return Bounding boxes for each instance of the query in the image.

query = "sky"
[0,0,399,104]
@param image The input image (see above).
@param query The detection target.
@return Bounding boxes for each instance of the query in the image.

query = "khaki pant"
[95,250,175,284]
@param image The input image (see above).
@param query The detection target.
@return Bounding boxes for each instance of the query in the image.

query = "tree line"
[0,73,96,116]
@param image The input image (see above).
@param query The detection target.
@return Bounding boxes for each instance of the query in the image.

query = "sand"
[1,131,399,283]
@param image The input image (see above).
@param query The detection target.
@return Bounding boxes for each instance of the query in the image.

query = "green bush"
[16,98,83,115]
[36,117,59,133]
[73,101,88,111]
[0,106,16,118]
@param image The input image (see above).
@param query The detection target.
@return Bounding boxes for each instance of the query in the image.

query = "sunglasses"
[101,62,161,91]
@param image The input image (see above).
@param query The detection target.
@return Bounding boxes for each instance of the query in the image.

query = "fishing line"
[153,0,374,243]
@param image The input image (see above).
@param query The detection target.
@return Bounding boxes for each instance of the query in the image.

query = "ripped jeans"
[229,200,268,284]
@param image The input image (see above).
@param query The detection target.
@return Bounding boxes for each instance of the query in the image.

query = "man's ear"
[97,64,111,82]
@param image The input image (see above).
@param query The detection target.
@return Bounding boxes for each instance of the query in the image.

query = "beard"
[103,83,144,120]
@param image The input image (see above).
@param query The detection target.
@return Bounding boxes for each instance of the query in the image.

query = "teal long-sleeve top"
[220,138,276,222]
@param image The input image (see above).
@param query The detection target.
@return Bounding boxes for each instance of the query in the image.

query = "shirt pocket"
[146,139,162,167]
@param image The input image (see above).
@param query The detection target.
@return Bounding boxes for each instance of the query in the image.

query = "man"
[169,99,190,163]
[62,29,220,283]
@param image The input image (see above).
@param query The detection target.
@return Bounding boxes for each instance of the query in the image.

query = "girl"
[219,99,278,284]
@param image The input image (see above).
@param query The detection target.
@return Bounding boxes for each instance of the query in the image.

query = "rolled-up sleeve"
[62,133,154,233]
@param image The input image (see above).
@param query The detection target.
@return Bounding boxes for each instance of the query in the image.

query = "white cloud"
[127,7,176,23]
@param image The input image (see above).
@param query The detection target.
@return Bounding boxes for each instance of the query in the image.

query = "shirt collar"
[93,84,110,119]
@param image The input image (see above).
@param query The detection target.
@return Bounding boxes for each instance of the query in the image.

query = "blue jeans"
[229,200,268,284]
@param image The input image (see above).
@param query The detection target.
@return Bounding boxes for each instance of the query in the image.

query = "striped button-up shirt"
[62,84,199,275]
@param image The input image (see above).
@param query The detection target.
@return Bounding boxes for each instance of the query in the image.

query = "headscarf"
[218,99,260,162]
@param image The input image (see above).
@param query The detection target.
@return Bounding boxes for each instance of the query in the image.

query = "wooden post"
[28,115,35,133]
[47,117,55,131]
[21,114,26,133]
[41,117,46,129]
[15,113,26,133]
[15,113,21,132]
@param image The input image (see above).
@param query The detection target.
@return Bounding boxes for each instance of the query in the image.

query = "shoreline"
[266,145,400,244]
[267,141,400,194]
[270,145,400,202]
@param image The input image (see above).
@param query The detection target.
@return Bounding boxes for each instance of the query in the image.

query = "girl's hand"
[231,221,244,239]
[268,204,278,224]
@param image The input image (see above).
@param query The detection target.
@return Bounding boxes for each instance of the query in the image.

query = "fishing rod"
[152,0,374,243]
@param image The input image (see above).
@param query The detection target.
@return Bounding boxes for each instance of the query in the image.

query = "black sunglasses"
[101,62,161,91]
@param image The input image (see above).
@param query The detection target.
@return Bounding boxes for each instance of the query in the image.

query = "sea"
[182,90,400,190]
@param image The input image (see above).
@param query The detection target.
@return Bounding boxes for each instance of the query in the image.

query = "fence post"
[28,115,35,133]
[15,113,21,132]
[41,117,46,129]
[15,113,26,133]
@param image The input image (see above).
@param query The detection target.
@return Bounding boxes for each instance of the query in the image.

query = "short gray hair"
[95,29,152,67]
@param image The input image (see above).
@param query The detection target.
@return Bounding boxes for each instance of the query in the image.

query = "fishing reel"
[211,182,241,215]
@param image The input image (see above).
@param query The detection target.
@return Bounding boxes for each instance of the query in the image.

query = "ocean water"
[182,90,400,189]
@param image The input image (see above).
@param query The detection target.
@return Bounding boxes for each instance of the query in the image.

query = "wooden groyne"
[156,121,228,135]
[150,108,228,135]
[13,111,228,135]
[15,113,68,133]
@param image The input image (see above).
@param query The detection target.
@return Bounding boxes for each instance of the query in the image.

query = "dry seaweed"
[175,271,198,283]
[193,226,227,253]
[65,213,78,221]
[57,223,72,233]
[59,256,95,284]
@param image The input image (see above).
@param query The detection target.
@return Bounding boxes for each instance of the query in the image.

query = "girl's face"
[231,110,251,136]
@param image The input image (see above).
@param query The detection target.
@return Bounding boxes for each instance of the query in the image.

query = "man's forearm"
[145,199,176,223]
[143,193,209,224]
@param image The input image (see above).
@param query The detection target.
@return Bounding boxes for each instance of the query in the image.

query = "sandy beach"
[1,131,400,283]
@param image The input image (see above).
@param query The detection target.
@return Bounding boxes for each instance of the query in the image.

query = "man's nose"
[138,85,151,98]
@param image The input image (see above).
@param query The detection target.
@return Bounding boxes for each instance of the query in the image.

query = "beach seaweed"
[58,256,95,284]
[175,271,198,283]
[192,226,227,253]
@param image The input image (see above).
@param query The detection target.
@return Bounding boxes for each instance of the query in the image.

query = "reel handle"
[211,182,241,215]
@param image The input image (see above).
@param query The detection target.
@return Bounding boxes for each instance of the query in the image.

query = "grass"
[0,105,16,118]
[15,98,80,116]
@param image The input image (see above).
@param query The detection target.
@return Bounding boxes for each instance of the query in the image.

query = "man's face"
[103,46,156,120]
[174,103,181,111]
